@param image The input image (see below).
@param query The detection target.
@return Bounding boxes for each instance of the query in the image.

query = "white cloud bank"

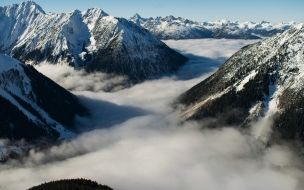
[1,39,303,190]
[1,115,303,190]
[35,64,129,92]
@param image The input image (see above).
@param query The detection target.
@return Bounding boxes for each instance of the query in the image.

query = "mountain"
[130,14,296,40]
[28,179,113,190]
[129,14,213,40]
[0,1,188,82]
[0,54,88,141]
[204,20,296,39]
[178,23,304,142]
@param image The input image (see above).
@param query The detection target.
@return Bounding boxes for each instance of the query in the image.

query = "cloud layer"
[1,114,303,190]
[1,39,303,190]
[35,64,129,92]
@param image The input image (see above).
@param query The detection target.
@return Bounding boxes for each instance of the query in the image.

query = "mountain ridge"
[129,13,297,40]
[0,1,188,82]
[178,23,304,142]
[0,53,88,141]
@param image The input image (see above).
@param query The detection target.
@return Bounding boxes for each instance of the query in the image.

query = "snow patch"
[0,54,22,72]
[235,71,257,91]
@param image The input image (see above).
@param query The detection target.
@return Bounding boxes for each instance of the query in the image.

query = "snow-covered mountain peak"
[294,22,304,30]
[82,7,108,18]
[0,1,45,15]
[288,21,297,25]
[21,1,44,12]
[260,20,270,24]
[130,15,297,40]
[71,9,82,15]
[218,19,229,24]
[132,13,142,19]
[207,19,231,26]
[130,13,147,25]
[81,8,109,31]
[163,15,176,21]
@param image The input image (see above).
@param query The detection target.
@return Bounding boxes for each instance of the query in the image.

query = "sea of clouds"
[1,39,303,190]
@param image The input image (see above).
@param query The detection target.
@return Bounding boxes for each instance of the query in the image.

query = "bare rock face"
[0,1,188,82]
[178,23,304,141]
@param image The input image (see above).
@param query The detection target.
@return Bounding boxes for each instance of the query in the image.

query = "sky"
[0,0,303,23]
[1,39,304,190]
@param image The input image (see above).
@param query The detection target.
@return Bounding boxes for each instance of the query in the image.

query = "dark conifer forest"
[27,179,113,190]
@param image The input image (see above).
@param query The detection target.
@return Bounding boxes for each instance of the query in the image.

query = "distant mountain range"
[0,1,187,82]
[0,54,87,141]
[178,23,304,142]
[129,13,297,40]
[0,1,297,83]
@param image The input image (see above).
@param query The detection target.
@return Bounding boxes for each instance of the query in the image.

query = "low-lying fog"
[1,39,303,190]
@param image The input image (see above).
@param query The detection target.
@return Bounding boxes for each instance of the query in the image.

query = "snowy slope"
[0,54,88,141]
[0,1,187,82]
[178,23,304,141]
[130,14,296,40]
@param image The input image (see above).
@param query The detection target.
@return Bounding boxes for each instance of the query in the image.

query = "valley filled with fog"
[1,39,303,190]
